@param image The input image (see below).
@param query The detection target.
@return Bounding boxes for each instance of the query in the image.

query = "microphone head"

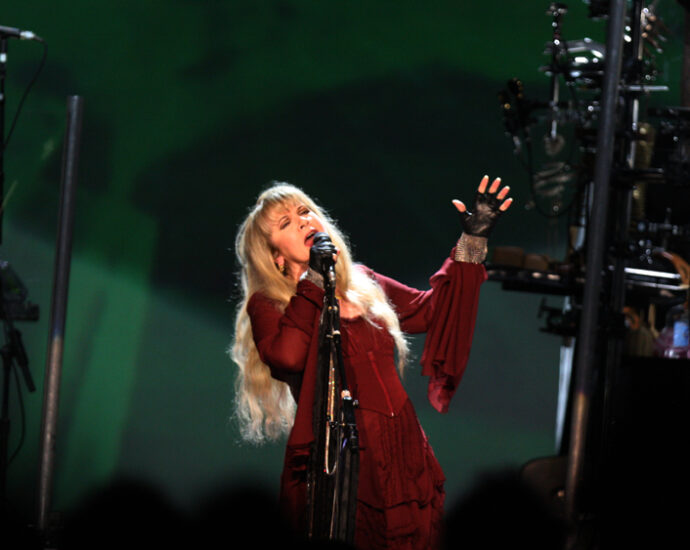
[312,232,331,245]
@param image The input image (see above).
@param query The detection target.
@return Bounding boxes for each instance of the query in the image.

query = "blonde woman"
[232,178,511,549]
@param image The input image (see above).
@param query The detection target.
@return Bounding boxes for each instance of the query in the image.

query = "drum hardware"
[495,3,690,542]
[586,0,613,19]
[538,297,579,336]
[1,260,38,505]
[622,266,685,290]
[635,218,690,238]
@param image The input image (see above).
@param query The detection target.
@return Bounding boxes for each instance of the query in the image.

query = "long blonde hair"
[231,182,409,443]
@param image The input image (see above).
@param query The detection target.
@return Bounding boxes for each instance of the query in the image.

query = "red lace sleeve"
[365,252,487,413]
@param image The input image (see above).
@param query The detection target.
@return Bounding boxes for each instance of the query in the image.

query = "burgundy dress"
[247,253,487,549]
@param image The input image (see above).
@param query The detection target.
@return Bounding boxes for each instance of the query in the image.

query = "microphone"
[0,24,43,42]
[312,232,336,286]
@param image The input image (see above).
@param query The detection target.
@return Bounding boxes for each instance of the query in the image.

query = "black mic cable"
[0,24,44,42]
[0,24,47,152]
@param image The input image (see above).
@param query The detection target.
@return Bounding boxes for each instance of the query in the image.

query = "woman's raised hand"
[452,175,512,238]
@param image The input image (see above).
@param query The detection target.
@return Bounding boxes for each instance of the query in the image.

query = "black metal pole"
[564,0,627,542]
[36,95,83,536]
[683,3,690,107]
[599,0,644,514]
[0,36,7,245]
[0,345,11,500]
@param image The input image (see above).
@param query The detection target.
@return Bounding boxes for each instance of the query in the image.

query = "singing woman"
[231,178,512,549]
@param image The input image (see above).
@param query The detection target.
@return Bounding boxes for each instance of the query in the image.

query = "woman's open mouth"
[305,230,317,246]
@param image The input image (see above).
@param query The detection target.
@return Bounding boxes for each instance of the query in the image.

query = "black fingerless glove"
[309,232,337,277]
[460,188,505,237]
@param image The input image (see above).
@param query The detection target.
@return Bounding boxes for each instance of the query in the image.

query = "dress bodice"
[340,317,407,418]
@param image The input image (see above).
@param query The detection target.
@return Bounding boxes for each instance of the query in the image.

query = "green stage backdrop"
[0,0,683,523]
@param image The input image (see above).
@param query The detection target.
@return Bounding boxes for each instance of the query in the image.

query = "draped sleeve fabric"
[247,279,324,375]
[247,278,326,448]
[363,250,487,413]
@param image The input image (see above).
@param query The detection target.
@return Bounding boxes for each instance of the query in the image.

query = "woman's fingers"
[477,175,489,194]
[452,199,467,213]
[496,185,510,200]
[488,177,502,194]
[477,175,505,195]
[461,176,511,213]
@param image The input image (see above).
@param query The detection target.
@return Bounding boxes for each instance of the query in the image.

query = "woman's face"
[267,200,325,280]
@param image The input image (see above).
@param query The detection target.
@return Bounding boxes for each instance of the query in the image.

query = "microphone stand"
[307,264,359,545]
[0,261,37,504]
[0,39,11,487]
[1,34,7,244]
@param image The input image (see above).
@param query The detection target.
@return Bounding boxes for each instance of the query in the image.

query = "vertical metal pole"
[0,36,7,244]
[600,0,644,490]
[683,6,690,107]
[36,96,83,535]
[564,0,627,540]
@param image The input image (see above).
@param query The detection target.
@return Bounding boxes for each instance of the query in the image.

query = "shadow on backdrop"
[129,66,544,304]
